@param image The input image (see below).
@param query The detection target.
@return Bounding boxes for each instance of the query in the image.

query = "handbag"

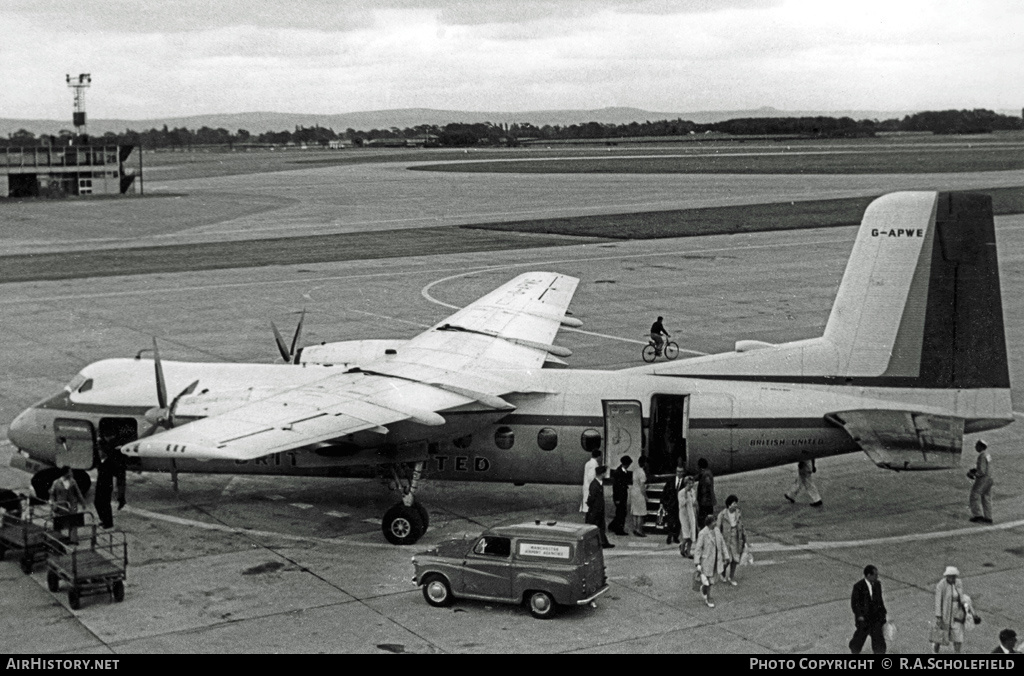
[740,545,754,566]
[692,570,703,592]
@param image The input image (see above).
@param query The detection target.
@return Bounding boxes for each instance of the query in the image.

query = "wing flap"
[826,409,964,470]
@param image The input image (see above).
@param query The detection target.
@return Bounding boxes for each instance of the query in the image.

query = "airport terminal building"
[1,144,137,198]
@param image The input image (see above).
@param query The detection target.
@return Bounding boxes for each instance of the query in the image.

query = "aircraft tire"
[47,571,60,592]
[381,503,425,545]
[68,588,80,611]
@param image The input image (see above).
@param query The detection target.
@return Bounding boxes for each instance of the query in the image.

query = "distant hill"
[3,106,1017,138]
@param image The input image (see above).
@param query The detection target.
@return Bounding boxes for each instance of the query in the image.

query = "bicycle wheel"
[664,342,679,360]
[642,344,657,362]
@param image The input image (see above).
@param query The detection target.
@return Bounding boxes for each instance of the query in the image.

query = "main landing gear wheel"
[421,574,454,607]
[527,590,557,619]
[47,571,60,592]
[381,503,426,545]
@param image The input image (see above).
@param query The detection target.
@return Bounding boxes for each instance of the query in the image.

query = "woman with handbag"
[692,514,728,608]
[930,566,969,653]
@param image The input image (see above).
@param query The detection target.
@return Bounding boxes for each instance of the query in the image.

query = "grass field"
[465,187,1024,239]
[3,134,1023,282]
[410,145,1024,175]
[138,132,1024,180]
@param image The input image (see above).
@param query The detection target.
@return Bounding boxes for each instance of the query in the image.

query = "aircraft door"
[648,395,690,476]
[602,400,643,468]
[53,418,96,469]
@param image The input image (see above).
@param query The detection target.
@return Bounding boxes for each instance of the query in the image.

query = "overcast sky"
[1,0,1021,120]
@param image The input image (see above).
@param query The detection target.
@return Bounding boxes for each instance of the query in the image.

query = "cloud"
[1,0,1021,118]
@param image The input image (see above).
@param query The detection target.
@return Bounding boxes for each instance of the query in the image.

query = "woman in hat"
[930,566,968,653]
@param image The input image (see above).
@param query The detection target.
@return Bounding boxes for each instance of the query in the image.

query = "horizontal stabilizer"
[826,409,964,471]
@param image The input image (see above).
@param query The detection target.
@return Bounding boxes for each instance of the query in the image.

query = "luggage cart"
[0,497,88,574]
[44,525,128,610]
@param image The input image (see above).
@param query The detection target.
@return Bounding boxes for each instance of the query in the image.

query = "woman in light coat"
[692,514,728,608]
[716,494,747,585]
[678,475,697,557]
[930,566,968,653]
[628,456,648,536]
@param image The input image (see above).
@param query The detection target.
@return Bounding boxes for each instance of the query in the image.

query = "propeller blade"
[138,420,161,439]
[152,337,168,410]
[167,380,200,428]
[271,321,291,362]
[289,309,306,361]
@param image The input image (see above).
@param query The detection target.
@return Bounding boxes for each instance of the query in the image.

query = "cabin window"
[580,429,602,453]
[474,536,511,557]
[494,426,515,450]
[537,428,558,451]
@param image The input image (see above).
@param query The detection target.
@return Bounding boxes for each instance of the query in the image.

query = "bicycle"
[642,338,679,362]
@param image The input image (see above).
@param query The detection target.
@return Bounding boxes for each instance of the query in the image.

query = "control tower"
[66,73,91,140]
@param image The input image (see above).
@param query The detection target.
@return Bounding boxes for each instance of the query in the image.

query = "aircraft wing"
[122,272,579,462]
[825,409,965,470]
[398,271,579,371]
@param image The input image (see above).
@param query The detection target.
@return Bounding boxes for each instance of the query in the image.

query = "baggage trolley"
[0,497,88,574]
[44,525,127,610]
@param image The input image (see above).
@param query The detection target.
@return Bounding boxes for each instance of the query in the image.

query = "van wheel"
[421,574,454,607]
[381,503,425,545]
[527,590,557,619]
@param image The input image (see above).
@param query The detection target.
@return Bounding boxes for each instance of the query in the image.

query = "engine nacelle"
[297,340,410,367]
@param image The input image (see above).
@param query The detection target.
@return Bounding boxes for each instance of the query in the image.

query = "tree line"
[3,109,1021,149]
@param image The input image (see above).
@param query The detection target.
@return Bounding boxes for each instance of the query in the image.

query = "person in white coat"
[678,475,697,558]
[784,459,822,507]
[629,456,649,536]
[580,449,602,513]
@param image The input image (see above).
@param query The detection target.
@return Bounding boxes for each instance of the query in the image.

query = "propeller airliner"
[7,191,1012,544]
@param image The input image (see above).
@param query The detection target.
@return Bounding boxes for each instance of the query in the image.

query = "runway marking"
[420,269,708,353]
[123,503,1024,559]
[122,505,398,550]
[604,518,1024,558]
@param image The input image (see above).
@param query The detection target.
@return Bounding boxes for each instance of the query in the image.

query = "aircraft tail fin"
[823,190,1009,387]
[644,191,1010,390]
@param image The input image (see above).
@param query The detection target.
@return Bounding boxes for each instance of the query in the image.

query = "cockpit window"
[64,374,87,393]
[77,379,93,393]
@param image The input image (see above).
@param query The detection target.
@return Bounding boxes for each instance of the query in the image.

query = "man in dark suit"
[586,465,614,549]
[660,465,684,544]
[608,456,633,536]
[849,564,887,654]
[992,629,1019,654]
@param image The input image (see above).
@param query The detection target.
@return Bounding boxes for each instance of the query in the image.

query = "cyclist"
[650,316,671,355]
